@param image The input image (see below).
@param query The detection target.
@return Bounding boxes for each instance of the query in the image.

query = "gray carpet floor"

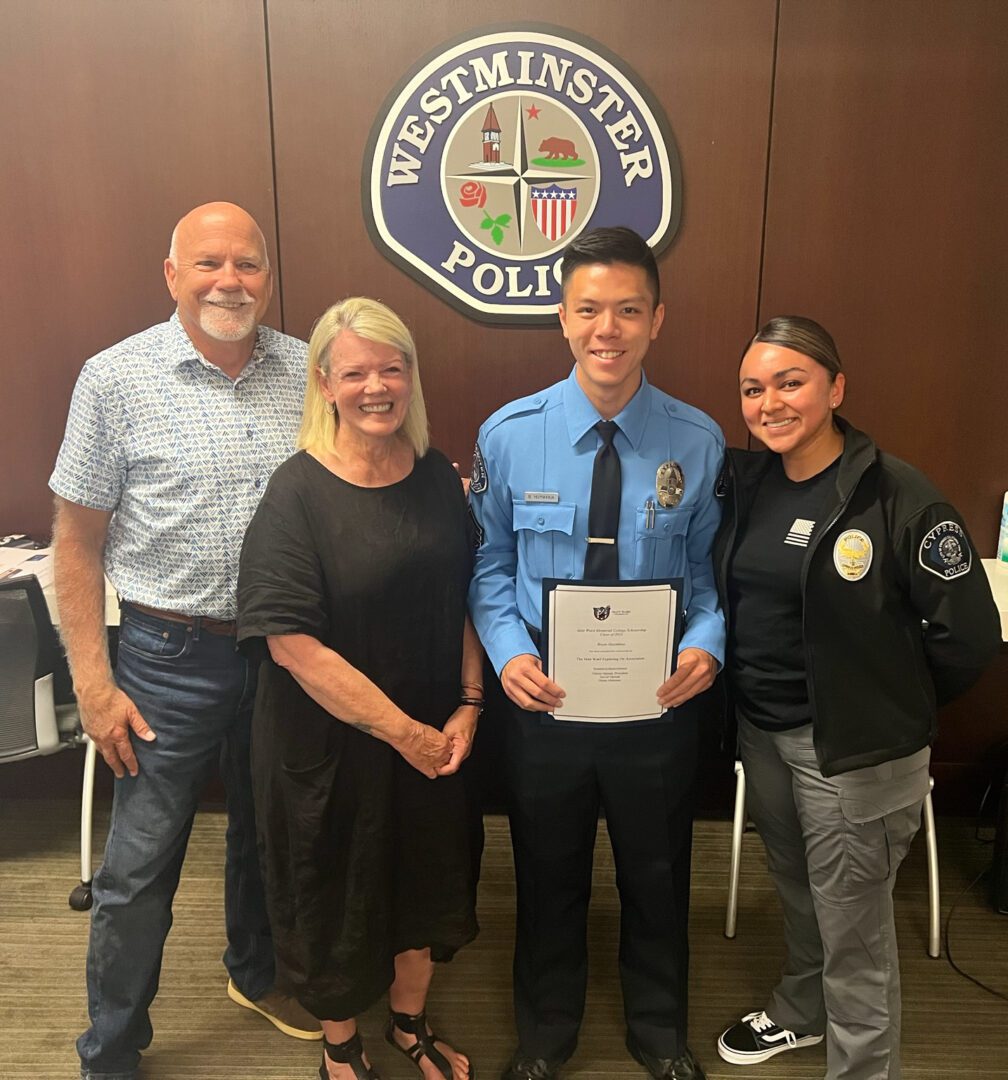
[0,803,1005,1078]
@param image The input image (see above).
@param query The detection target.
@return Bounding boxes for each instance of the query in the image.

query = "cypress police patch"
[470,443,488,494]
[833,530,873,581]
[919,520,972,580]
[362,24,681,324]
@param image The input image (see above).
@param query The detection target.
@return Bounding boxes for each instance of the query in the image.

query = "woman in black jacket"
[713,316,999,1080]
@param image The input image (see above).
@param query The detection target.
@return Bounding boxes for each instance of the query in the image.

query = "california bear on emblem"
[470,443,488,494]
[919,520,972,580]
[833,530,873,581]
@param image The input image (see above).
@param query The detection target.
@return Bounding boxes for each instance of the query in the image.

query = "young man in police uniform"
[469,227,725,1080]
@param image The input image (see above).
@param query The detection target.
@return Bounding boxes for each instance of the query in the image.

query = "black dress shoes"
[626,1033,706,1080]
[500,1052,558,1079]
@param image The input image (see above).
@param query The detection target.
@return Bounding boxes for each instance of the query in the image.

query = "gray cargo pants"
[738,717,929,1080]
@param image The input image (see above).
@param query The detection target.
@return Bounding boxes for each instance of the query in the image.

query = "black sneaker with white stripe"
[717,1010,823,1065]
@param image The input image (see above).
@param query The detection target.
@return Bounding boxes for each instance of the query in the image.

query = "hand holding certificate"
[542,578,682,723]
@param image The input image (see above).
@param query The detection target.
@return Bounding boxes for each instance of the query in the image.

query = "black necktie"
[584,420,621,580]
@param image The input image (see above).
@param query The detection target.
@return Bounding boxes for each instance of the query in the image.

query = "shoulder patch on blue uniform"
[470,443,488,494]
[919,520,972,580]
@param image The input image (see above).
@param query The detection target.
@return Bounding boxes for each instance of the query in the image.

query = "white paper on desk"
[0,547,54,588]
[546,582,677,723]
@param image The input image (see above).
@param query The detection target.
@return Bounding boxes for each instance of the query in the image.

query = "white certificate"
[543,579,681,723]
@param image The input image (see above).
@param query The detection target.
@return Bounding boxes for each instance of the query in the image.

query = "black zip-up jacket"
[713,418,1001,777]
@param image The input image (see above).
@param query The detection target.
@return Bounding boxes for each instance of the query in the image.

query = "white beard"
[199,302,257,342]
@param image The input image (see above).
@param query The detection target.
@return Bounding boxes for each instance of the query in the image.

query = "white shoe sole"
[717,1031,823,1065]
[227,978,323,1041]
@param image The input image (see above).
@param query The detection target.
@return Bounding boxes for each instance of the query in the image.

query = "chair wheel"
[69,883,93,911]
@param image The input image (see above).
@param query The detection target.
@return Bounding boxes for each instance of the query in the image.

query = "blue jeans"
[77,606,273,1079]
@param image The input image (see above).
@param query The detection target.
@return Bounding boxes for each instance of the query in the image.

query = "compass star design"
[446,94,594,254]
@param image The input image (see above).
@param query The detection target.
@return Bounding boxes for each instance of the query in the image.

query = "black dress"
[236,448,478,1020]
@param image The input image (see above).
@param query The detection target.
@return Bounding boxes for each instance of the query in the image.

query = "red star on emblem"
[526,104,541,120]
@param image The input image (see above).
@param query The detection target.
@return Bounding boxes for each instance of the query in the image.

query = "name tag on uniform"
[524,491,560,503]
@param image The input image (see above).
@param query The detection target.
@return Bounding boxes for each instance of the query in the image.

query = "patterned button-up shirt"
[50,313,307,618]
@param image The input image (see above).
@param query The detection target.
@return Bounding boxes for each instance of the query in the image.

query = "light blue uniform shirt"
[50,313,307,618]
[469,367,726,676]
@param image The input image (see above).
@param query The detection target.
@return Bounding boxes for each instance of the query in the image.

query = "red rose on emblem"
[459,181,487,209]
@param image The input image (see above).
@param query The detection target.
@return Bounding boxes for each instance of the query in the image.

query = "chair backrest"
[0,575,65,759]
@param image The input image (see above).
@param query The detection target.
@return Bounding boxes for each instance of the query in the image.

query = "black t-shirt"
[728,455,839,730]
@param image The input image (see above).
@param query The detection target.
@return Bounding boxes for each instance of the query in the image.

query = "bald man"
[51,203,318,1080]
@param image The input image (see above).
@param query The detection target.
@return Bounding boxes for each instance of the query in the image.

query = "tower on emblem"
[481,103,501,164]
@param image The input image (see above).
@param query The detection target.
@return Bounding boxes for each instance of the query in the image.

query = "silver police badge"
[656,461,684,507]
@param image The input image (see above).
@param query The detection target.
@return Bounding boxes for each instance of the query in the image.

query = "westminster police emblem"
[363,25,680,324]
[470,443,489,494]
[919,520,972,579]
[833,530,873,581]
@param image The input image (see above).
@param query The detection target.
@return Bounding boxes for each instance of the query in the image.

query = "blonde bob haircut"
[298,297,430,458]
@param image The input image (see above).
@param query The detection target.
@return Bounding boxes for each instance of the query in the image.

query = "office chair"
[0,574,97,910]
[725,760,940,958]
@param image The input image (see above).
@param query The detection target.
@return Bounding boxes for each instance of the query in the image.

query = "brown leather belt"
[123,601,237,637]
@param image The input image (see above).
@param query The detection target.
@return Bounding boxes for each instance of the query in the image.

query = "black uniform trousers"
[505,700,699,1065]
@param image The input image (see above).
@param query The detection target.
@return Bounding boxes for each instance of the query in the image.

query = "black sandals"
[385,1008,473,1079]
[319,1030,382,1079]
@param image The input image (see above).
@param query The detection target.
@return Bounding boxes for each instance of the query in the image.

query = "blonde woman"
[238,298,479,1080]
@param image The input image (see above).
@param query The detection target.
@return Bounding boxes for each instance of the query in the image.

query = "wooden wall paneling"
[266,0,777,465]
[266,0,776,814]
[0,0,281,539]
[760,0,1008,812]
[759,0,1008,551]
[0,1,999,814]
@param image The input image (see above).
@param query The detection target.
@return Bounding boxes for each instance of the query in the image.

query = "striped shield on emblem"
[530,184,578,242]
